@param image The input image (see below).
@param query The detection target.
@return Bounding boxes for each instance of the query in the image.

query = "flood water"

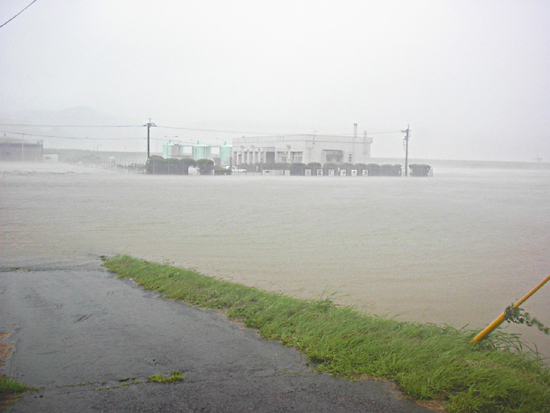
[1,161,549,358]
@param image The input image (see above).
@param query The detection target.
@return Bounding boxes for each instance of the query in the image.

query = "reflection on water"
[1,162,549,357]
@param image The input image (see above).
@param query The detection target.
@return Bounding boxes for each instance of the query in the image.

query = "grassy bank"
[0,376,27,394]
[0,375,28,409]
[103,255,550,413]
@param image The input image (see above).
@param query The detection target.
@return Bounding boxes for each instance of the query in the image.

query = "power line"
[0,123,142,128]
[2,122,305,136]
[158,124,402,137]
[368,131,402,135]
[0,0,38,29]
[157,125,291,135]
[1,121,404,140]
[0,131,143,140]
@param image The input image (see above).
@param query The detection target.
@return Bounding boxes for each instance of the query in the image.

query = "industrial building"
[160,126,373,169]
[0,137,43,162]
[162,140,232,167]
[232,133,373,166]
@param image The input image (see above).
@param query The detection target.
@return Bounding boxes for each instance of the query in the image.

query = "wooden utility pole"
[402,125,410,177]
[145,119,156,160]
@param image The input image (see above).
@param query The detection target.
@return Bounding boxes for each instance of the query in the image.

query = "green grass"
[0,375,29,408]
[103,255,550,413]
[0,376,27,394]
[147,371,185,384]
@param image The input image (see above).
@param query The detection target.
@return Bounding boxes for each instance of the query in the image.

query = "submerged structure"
[409,164,433,177]
[232,133,373,167]
[162,140,232,167]
[160,125,372,169]
[0,137,43,162]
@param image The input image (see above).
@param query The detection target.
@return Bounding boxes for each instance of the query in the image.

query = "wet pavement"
[0,258,433,412]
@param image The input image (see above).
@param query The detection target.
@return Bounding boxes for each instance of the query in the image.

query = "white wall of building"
[232,134,373,166]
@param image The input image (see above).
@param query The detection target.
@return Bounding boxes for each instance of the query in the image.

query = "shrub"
[165,158,183,175]
[289,163,306,176]
[323,163,340,175]
[196,159,214,175]
[366,163,380,176]
[341,163,354,173]
[146,156,198,175]
[306,162,321,169]
[146,155,168,174]
[392,164,402,176]
[261,163,290,171]
[380,164,394,176]
[353,163,368,175]
[409,164,432,177]
[180,158,196,175]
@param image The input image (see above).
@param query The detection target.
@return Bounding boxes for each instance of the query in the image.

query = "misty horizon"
[1,1,549,162]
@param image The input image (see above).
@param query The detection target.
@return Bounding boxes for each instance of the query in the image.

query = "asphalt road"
[0,258,433,412]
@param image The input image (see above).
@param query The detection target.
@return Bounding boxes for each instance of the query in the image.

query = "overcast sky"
[1,0,549,161]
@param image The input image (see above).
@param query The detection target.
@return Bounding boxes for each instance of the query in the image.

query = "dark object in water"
[409,164,432,177]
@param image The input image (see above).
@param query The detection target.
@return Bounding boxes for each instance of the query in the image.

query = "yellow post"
[472,273,550,343]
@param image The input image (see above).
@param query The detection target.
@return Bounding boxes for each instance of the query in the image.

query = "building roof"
[0,136,43,144]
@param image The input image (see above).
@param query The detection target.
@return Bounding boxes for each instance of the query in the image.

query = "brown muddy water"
[1,162,549,358]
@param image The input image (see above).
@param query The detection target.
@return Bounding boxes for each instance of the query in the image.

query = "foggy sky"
[1,0,549,161]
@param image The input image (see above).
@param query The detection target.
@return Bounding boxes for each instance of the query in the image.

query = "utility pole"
[352,123,357,163]
[402,125,410,177]
[145,119,156,160]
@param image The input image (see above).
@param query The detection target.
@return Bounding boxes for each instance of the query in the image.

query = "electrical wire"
[0,121,405,141]
[0,120,403,137]
[2,132,373,146]
[156,125,294,135]
[368,131,402,135]
[158,125,403,138]
[0,0,38,29]
[0,123,142,128]
[0,131,143,140]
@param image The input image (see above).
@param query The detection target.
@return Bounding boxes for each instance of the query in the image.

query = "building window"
[276,151,288,163]
[291,152,303,163]
[323,150,343,163]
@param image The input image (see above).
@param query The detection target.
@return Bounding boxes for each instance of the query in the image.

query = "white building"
[232,133,373,166]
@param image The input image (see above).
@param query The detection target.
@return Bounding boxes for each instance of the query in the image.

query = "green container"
[193,141,212,160]
[219,141,232,167]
